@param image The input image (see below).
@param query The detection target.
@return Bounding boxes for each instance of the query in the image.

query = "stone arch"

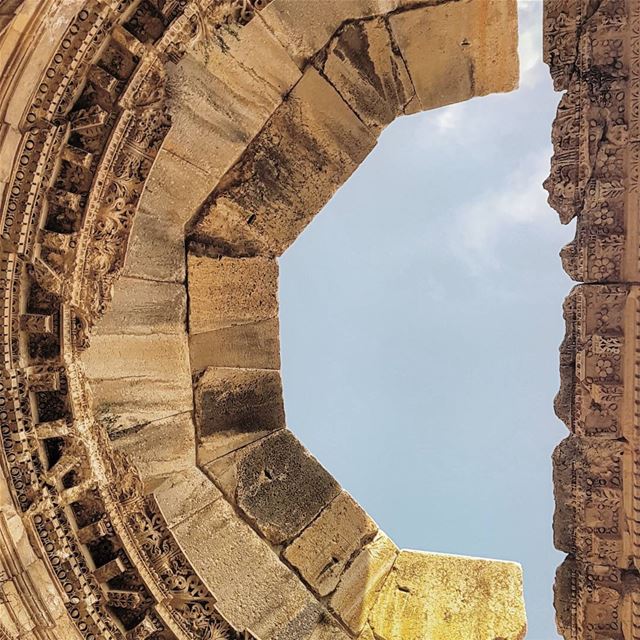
[0,2,525,640]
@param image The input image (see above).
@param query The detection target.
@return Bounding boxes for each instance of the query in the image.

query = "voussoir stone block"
[369,551,527,640]
[284,491,378,597]
[191,67,377,255]
[187,254,279,335]
[171,495,342,640]
[195,367,285,463]
[204,429,341,544]
[164,19,300,183]
[189,317,281,372]
[329,531,398,634]
[388,0,518,112]
[318,18,417,133]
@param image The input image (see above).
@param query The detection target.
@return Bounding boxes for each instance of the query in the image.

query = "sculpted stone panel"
[545,0,640,637]
[0,1,525,639]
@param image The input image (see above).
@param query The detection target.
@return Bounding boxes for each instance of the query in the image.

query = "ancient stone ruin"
[0,0,629,638]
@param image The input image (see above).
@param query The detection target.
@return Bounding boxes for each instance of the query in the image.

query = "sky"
[279,2,571,639]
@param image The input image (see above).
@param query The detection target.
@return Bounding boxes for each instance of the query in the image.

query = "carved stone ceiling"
[5,0,623,638]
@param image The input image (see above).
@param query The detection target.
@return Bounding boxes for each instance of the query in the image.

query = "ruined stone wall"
[0,1,524,639]
[545,0,640,638]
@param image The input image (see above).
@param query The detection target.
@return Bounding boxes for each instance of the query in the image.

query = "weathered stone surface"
[164,16,300,181]
[156,467,221,529]
[82,334,192,435]
[258,0,399,67]
[92,276,186,335]
[205,430,341,544]
[191,67,377,255]
[189,318,281,371]
[369,551,527,640]
[195,367,285,462]
[111,412,195,493]
[284,491,378,597]
[388,0,518,111]
[553,435,628,568]
[121,204,186,283]
[329,531,398,634]
[319,18,416,132]
[171,496,340,640]
[188,254,279,334]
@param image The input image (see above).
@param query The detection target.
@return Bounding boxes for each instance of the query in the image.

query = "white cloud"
[518,0,545,88]
[447,151,551,272]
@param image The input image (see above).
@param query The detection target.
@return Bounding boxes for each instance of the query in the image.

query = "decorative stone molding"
[545,0,640,637]
[0,1,524,639]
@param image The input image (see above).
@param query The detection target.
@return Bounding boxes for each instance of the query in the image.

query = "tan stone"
[111,412,195,493]
[320,18,415,132]
[164,18,300,182]
[121,204,186,283]
[92,276,186,335]
[204,430,341,544]
[369,551,527,640]
[188,254,279,334]
[329,531,398,634]
[171,496,338,640]
[155,467,221,528]
[388,0,519,111]
[189,318,281,372]
[284,491,378,597]
[81,334,192,435]
[195,367,285,462]
[192,68,377,255]
[258,0,398,67]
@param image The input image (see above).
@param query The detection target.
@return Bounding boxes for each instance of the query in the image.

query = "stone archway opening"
[0,1,538,639]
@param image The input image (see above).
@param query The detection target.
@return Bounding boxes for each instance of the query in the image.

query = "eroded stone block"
[195,367,285,462]
[171,496,341,639]
[187,254,278,334]
[284,491,378,597]
[204,429,340,544]
[329,531,398,634]
[111,412,195,493]
[318,18,415,132]
[192,67,377,255]
[388,0,518,111]
[369,551,527,640]
[164,17,300,182]
[92,276,186,335]
[81,334,192,435]
[189,318,281,372]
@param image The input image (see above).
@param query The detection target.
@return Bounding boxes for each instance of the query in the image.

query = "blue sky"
[280,2,570,638]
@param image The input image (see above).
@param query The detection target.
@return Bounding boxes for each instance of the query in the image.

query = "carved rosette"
[0,0,271,637]
[546,0,640,638]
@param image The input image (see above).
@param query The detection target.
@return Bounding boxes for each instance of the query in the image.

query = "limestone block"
[140,148,212,226]
[369,551,527,640]
[258,0,398,67]
[329,531,398,634]
[81,334,192,435]
[319,18,416,132]
[171,496,338,639]
[189,318,281,372]
[92,276,186,335]
[122,205,186,283]
[388,0,518,111]
[155,466,221,529]
[284,491,378,597]
[111,412,195,493]
[164,18,300,182]
[193,68,377,255]
[204,430,341,544]
[195,367,285,462]
[188,254,279,335]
